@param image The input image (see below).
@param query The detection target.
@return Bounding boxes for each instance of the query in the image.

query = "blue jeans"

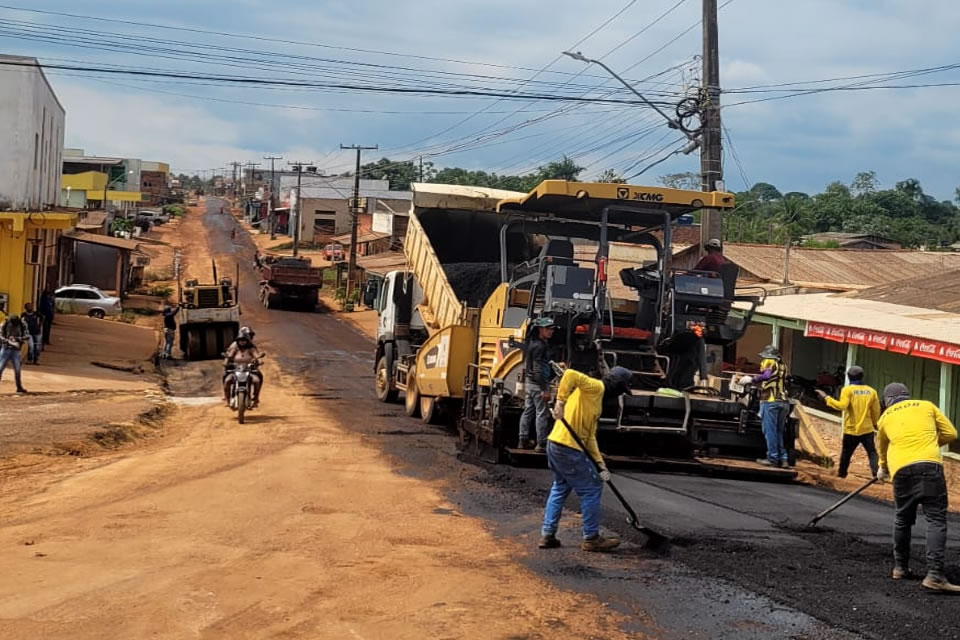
[760,401,789,464]
[27,334,41,363]
[541,441,604,539]
[519,381,551,446]
[0,346,23,387]
[163,329,175,357]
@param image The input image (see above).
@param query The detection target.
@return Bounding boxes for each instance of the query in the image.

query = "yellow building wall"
[0,213,77,321]
[62,171,108,191]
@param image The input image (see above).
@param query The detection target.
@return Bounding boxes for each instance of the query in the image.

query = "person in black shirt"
[162,304,178,358]
[21,303,43,364]
[518,317,556,452]
[0,315,27,392]
[39,290,55,345]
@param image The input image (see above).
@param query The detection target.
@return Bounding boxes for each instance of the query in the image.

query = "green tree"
[749,182,782,202]
[850,170,878,195]
[355,157,434,191]
[659,172,700,190]
[534,156,584,182]
[597,169,626,183]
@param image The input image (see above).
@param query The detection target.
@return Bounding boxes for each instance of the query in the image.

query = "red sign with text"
[804,321,959,364]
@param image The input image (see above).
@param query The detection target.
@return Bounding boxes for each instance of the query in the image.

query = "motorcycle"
[225,356,264,424]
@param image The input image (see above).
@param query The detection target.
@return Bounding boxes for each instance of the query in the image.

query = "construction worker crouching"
[538,366,632,552]
[816,365,880,478]
[876,382,960,592]
[739,346,791,468]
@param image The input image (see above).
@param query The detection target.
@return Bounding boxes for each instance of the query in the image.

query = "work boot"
[518,438,535,450]
[756,458,774,467]
[892,566,914,580]
[921,573,960,593]
[538,534,561,549]
[16,386,27,394]
[534,444,546,454]
[581,535,620,552]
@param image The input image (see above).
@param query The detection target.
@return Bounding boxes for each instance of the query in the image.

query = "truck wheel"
[186,329,202,360]
[404,365,420,418]
[420,396,439,425]
[204,328,218,359]
[376,356,398,403]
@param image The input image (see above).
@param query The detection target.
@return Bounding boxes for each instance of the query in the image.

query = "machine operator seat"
[541,238,576,266]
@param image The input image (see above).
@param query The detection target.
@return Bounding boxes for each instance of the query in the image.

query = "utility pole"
[341,144,378,296]
[230,161,241,201]
[244,162,262,199]
[418,155,424,183]
[287,160,313,258]
[263,155,283,239]
[699,0,724,248]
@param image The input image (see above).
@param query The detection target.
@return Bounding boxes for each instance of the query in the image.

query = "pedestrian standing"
[21,303,43,365]
[877,382,959,592]
[538,366,633,552]
[0,315,27,393]
[162,304,178,358]
[740,346,791,468]
[39,289,55,346]
[816,365,881,478]
[517,317,556,452]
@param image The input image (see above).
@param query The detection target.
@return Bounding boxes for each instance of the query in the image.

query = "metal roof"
[723,244,960,290]
[846,268,960,312]
[741,292,960,346]
[331,231,391,245]
[64,230,142,252]
[358,251,407,276]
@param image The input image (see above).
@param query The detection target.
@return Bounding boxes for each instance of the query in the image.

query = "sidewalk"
[0,314,159,395]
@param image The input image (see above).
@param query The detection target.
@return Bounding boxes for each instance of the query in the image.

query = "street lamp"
[102,169,135,212]
[561,50,700,151]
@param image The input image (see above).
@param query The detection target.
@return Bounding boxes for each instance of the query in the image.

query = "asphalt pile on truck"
[445,262,502,308]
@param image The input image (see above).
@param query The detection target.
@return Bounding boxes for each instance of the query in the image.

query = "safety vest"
[760,358,786,402]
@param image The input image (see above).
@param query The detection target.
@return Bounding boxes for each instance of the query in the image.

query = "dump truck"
[177,260,241,360]
[371,181,792,465]
[258,255,324,310]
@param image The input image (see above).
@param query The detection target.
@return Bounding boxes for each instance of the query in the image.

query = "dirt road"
[0,201,636,640]
[5,200,958,640]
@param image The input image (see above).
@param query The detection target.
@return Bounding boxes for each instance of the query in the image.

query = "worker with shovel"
[877,382,959,592]
[538,366,633,552]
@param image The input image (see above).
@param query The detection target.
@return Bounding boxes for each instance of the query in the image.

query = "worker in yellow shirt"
[816,366,880,478]
[876,382,959,592]
[538,366,632,552]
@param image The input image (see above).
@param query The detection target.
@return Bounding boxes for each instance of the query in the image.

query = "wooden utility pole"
[340,144,378,296]
[699,0,724,249]
[230,161,241,201]
[244,162,262,199]
[263,155,283,239]
[287,161,312,258]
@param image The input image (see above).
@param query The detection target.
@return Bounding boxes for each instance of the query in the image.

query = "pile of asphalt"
[676,526,960,639]
[444,262,502,308]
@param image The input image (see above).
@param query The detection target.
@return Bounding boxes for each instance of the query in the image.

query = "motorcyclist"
[223,327,263,406]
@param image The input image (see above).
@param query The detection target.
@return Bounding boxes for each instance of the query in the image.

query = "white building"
[0,55,65,211]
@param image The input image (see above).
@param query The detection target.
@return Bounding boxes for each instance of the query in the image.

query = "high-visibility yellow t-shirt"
[877,399,958,478]
[825,384,881,436]
[547,369,605,465]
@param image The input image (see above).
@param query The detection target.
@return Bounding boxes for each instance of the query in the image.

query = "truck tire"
[204,327,218,359]
[375,356,399,403]
[420,396,439,425]
[185,329,202,360]
[404,365,420,418]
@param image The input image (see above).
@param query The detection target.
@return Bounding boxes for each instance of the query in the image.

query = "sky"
[1,0,959,199]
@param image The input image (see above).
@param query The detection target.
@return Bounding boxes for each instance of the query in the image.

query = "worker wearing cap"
[739,345,790,467]
[876,382,959,591]
[518,317,556,452]
[693,238,726,272]
[538,366,632,552]
[816,366,881,478]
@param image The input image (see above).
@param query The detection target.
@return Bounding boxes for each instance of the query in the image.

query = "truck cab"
[373,270,425,404]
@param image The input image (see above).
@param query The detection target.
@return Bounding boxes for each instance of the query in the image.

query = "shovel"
[556,415,669,548]
[806,477,877,529]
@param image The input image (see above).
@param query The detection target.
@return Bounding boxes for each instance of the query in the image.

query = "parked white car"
[54,285,122,318]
